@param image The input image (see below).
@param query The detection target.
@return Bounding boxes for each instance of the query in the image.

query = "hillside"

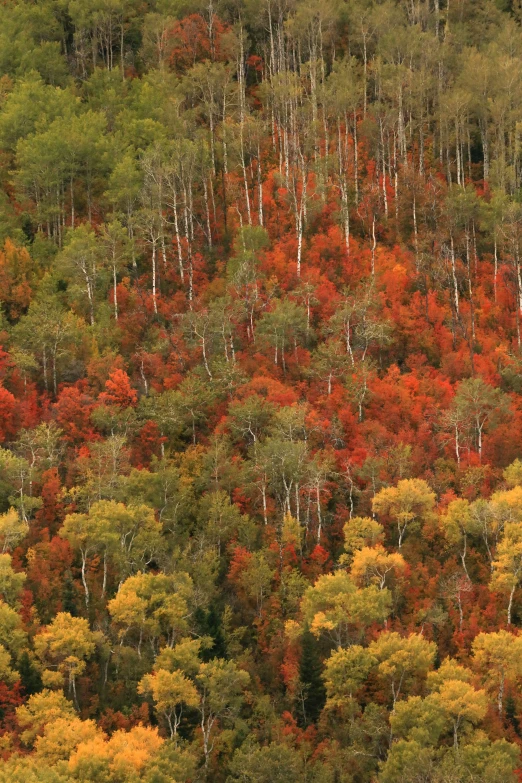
[1,1,522,781]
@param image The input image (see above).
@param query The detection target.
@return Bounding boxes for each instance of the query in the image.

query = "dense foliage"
[2,0,522,780]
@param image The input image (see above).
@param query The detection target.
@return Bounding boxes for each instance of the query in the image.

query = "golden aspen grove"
[2,0,522,781]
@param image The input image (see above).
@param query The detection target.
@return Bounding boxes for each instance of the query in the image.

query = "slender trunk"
[371,214,376,276]
[461,534,469,580]
[102,549,107,599]
[257,145,263,226]
[81,551,89,609]
[494,237,498,302]
[151,240,158,314]
[113,264,118,320]
[316,484,322,542]
[450,235,460,317]
[507,583,515,626]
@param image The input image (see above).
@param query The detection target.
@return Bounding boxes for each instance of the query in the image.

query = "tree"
[227,394,276,446]
[343,516,385,558]
[297,626,326,724]
[256,436,308,519]
[12,295,81,396]
[257,300,308,373]
[72,500,162,580]
[0,643,19,686]
[301,571,391,648]
[199,490,247,556]
[379,740,436,783]
[34,613,99,707]
[0,553,26,607]
[227,742,303,783]
[372,479,436,550]
[229,548,275,617]
[138,668,199,740]
[0,600,27,658]
[451,378,509,462]
[56,226,104,327]
[68,724,164,780]
[0,508,28,553]
[368,632,436,709]
[16,689,75,747]
[196,658,250,773]
[491,522,522,625]
[34,716,101,764]
[59,504,119,608]
[440,498,479,580]
[430,679,488,750]
[472,631,522,715]
[99,368,138,408]
[350,546,406,591]
[311,339,352,396]
[323,644,376,708]
[0,239,33,320]
[389,695,447,749]
[108,570,194,653]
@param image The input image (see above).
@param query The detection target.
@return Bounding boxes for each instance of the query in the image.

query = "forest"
[2,0,522,780]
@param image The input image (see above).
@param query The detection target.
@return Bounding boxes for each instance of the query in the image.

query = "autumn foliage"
[1,0,522,781]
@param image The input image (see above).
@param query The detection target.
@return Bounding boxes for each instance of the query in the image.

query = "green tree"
[0,553,26,607]
[451,378,509,462]
[196,658,250,774]
[257,299,309,373]
[227,742,303,783]
[301,570,391,648]
[323,644,376,708]
[59,504,119,609]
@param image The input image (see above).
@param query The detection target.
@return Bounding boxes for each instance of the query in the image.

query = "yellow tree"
[139,668,199,740]
[108,571,194,654]
[489,486,522,526]
[350,545,406,590]
[368,632,436,709]
[343,516,385,558]
[503,459,522,489]
[472,630,522,715]
[485,486,522,561]
[430,679,487,750]
[0,508,28,553]
[0,644,19,685]
[35,717,101,764]
[34,613,99,708]
[76,500,163,581]
[154,637,206,677]
[426,658,472,692]
[0,600,27,659]
[16,689,75,747]
[490,522,522,625]
[426,657,488,750]
[372,479,436,549]
[68,724,164,779]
